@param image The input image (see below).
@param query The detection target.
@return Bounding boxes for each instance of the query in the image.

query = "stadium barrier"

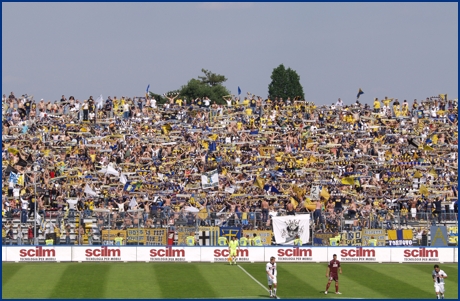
[3,246,457,263]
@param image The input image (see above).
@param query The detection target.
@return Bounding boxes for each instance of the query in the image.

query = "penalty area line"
[237,265,280,299]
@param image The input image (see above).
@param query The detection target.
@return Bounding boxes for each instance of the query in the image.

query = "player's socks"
[273,288,277,296]
[437,295,440,299]
[269,289,272,297]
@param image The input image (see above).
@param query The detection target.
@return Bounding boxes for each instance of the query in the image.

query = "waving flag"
[238,86,241,95]
[202,169,219,189]
[146,84,150,98]
[84,184,98,196]
[9,172,19,184]
[357,88,364,99]
[120,173,128,184]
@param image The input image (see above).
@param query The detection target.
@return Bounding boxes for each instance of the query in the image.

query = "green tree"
[180,69,231,105]
[198,69,227,87]
[268,64,305,100]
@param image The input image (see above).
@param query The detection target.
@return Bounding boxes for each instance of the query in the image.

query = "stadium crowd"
[1,91,458,244]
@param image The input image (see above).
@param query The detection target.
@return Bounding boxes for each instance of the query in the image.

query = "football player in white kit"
[432,264,448,299]
[266,256,277,298]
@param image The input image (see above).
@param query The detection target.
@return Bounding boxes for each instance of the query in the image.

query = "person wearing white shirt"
[266,256,278,298]
[432,264,448,299]
[20,197,29,223]
[203,97,211,108]
[13,186,20,200]
[66,198,78,219]
[123,103,130,119]
[336,98,343,107]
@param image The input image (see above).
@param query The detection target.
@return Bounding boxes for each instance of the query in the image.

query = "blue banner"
[220,227,242,240]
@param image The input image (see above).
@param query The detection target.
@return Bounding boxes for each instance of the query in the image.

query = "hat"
[41,98,44,101]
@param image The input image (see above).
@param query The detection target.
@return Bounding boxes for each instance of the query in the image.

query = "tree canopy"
[179,69,230,105]
[267,64,305,100]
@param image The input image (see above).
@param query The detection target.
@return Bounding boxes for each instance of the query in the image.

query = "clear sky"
[2,2,458,105]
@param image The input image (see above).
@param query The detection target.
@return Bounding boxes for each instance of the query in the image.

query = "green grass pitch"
[2,262,458,299]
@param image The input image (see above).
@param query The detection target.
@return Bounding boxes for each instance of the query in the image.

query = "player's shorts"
[329,273,339,281]
[267,276,277,285]
[229,249,237,257]
[434,283,445,294]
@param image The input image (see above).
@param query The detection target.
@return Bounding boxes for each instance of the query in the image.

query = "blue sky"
[2,2,458,105]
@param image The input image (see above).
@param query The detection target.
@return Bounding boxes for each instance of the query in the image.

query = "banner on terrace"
[201,169,219,189]
[272,214,310,245]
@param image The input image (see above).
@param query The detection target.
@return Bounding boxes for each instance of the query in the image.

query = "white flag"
[84,183,98,196]
[201,169,219,189]
[96,94,104,109]
[120,173,128,184]
[272,214,310,245]
[224,185,235,194]
[129,197,137,209]
[106,165,120,177]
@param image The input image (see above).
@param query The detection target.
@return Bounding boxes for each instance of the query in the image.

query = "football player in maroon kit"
[325,254,342,294]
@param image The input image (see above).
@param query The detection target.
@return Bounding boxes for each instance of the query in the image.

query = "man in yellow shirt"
[293,235,302,246]
[186,232,196,246]
[228,236,240,265]
[368,236,377,246]
[114,232,124,246]
[239,234,249,247]
[373,98,381,113]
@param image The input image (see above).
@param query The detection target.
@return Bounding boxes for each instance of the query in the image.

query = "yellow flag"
[341,176,355,185]
[201,140,209,149]
[419,184,429,197]
[439,94,446,100]
[17,174,24,186]
[320,186,330,200]
[43,149,50,157]
[290,197,298,209]
[429,168,438,178]
[423,145,434,151]
[413,171,423,178]
[161,124,172,135]
[7,148,19,155]
[209,134,218,141]
[293,184,306,200]
[431,134,438,145]
[259,148,266,156]
[256,177,266,189]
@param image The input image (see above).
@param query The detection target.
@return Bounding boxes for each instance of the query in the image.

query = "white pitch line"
[237,265,280,299]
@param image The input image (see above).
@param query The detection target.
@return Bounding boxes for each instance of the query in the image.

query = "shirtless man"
[286,201,295,216]
[262,199,269,222]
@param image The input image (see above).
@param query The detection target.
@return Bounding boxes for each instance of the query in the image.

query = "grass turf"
[2,262,458,299]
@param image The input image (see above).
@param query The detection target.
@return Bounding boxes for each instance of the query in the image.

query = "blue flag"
[263,184,280,194]
[9,172,18,184]
[146,84,150,93]
[238,86,241,95]
[357,88,364,99]
[220,227,242,240]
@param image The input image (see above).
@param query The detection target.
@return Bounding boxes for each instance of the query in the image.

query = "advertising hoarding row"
[3,246,457,263]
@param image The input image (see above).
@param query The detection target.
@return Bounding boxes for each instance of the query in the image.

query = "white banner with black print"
[271,214,310,245]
